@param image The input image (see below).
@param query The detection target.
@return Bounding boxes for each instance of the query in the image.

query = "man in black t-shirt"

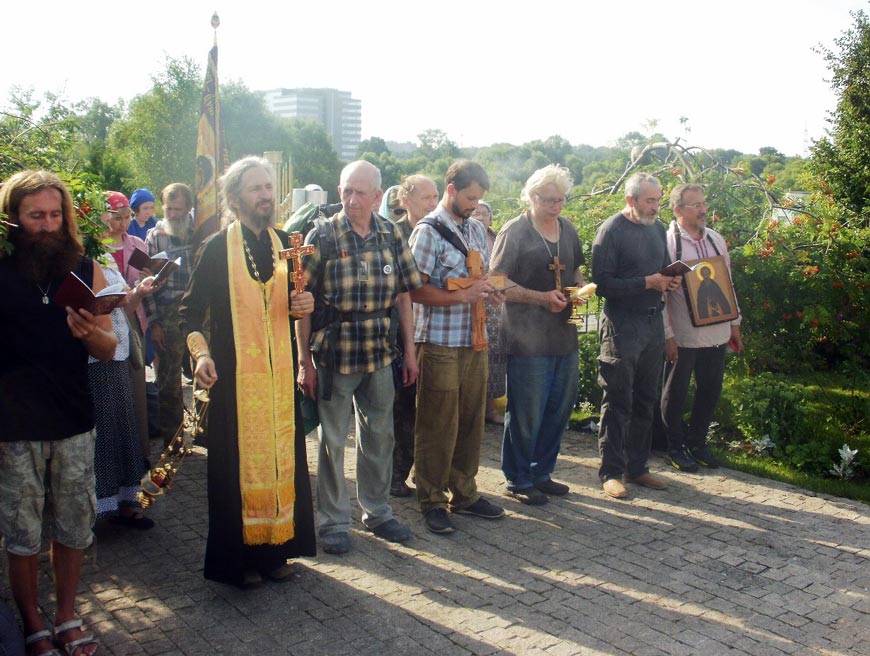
[590,172,682,500]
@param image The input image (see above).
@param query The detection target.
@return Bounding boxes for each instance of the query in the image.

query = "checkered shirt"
[303,211,422,374]
[142,219,195,323]
[409,206,491,347]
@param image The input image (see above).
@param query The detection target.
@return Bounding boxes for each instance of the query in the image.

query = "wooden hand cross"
[278,231,315,318]
[446,250,505,351]
[549,256,567,291]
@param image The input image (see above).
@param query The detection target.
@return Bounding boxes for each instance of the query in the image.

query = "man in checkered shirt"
[408,160,507,535]
[296,161,422,555]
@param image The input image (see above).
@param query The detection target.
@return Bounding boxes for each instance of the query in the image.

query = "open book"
[151,257,182,286]
[660,260,700,277]
[53,272,127,315]
[128,248,173,273]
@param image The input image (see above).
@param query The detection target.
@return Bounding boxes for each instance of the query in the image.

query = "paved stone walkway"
[2,425,869,655]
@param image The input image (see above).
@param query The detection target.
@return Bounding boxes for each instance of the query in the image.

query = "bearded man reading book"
[143,182,196,446]
[0,170,116,656]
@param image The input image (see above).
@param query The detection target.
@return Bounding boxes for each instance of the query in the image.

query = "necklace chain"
[35,280,52,305]
[529,212,560,259]
[242,230,277,307]
[243,238,263,283]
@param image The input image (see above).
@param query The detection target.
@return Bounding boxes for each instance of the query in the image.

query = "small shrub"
[576,331,602,409]
[728,372,811,450]
[830,444,859,480]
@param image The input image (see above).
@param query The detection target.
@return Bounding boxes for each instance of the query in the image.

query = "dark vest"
[0,257,96,441]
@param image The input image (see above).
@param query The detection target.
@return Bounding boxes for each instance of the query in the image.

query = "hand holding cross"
[278,231,315,318]
[446,250,505,351]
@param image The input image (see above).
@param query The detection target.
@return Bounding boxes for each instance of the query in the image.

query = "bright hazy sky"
[3,0,864,157]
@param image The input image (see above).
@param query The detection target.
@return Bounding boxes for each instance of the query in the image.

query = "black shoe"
[688,445,720,468]
[368,518,411,543]
[451,497,505,519]
[667,447,700,473]
[239,569,263,589]
[508,487,548,506]
[109,512,155,530]
[534,479,570,496]
[261,562,295,582]
[390,481,414,497]
[424,508,456,534]
[320,532,350,554]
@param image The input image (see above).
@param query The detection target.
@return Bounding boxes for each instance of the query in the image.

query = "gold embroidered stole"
[227,222,296,545]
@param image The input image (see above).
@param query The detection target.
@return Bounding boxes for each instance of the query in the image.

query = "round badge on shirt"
[383,264,393,275]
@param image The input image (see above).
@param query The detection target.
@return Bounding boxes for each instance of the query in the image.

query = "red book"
[128,248,172,273]
[151,257,181,287]
[53,272,127,315]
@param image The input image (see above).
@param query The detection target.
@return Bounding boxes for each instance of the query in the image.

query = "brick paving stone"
[3,426,870,655]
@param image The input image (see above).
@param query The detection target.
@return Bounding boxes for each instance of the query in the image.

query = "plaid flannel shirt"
[409,206,491,347]
[303,211,422,374]
[142,219,195,324]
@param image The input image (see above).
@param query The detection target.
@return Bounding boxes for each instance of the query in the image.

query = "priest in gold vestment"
[179,156,316,587]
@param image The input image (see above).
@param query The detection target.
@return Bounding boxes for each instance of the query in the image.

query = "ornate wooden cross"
[278,231,315,318]
[549,256,567,292]
[446,250,505,351]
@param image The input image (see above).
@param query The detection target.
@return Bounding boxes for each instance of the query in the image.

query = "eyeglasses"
[681,202,708,210]
[392,208,407,217]
[535,194,567,206]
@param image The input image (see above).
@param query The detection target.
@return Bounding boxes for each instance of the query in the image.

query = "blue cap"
[129,188,155,210]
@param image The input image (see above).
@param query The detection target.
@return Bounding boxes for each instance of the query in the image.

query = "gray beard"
[162,218,190,238]
[250,213,274,230]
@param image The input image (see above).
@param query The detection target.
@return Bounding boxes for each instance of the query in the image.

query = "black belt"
[605,302,664,317]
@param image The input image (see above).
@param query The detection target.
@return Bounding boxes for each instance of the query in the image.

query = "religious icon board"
[681,255,739,327]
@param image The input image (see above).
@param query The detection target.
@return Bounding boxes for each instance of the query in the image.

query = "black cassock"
[179,226,316,586]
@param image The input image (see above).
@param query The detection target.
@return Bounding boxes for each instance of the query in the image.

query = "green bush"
[718,371,870,478]
[576,331,602,409]
[727,372,811,449]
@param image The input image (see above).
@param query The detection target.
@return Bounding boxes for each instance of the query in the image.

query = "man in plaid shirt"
[143,183,195,446]
[296,161,422,555]
[408,160,506,535]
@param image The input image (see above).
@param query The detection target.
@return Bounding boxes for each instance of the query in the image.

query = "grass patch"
[569,365,869,505]
[715,448,870,505]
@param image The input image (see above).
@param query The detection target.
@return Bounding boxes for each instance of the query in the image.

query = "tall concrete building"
[262,88,362,162]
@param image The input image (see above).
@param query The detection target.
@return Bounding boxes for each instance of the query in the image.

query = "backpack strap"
[418,217,468,257]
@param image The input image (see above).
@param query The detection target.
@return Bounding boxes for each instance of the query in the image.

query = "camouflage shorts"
[0,430,97,556]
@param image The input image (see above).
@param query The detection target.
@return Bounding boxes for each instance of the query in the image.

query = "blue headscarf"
[129,188,155,211]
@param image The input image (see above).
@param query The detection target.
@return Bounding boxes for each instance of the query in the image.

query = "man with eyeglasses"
[591,172,682,499]
[662,184,742,473]
[489,164,586,506]
[296,161,423,555]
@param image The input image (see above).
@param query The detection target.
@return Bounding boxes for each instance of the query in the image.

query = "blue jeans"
[501,351,578,491]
